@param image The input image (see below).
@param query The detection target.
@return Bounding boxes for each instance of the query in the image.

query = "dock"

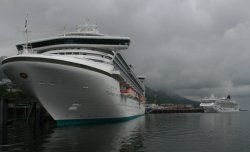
[0,97,54,127]
[147,108,204,114]
[146,103,204,114]
[0,98,8,125]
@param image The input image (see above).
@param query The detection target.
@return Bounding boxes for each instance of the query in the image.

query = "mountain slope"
[145,87,199,107]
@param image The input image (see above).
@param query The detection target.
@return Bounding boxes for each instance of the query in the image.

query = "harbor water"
[1,112,250,152]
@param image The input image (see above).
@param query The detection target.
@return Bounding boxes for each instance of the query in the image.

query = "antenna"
[63,26,66,36]
[25,14,29,50]
[23,13,32,54]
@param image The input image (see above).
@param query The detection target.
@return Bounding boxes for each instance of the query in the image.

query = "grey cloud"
[1,0,250,103]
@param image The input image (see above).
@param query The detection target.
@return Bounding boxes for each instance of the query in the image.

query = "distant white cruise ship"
[1,22,146,126]
[200,94,239,113]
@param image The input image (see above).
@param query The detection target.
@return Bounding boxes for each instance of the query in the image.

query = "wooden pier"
[0,98,8,125]
[146,108,204,114]
[0,97,54,127]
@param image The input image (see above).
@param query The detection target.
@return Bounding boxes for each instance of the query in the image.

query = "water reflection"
[41,117,145,152]
[0,117,145,152]
[143,113,250,152]
[199,113,239,128]
[0,121,55,152]
[1,113,250,152]
[0,126,8,151]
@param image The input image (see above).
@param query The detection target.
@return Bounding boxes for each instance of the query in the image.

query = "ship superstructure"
[200,94,239,112]
[1,22,146,126]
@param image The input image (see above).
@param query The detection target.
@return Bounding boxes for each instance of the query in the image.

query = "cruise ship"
[200,94,239,112]
[1,22,146,126]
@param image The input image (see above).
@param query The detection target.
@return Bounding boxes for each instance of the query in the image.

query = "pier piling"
[0,98,8,126]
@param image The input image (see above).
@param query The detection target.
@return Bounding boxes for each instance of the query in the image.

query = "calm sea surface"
[1,112,250,152]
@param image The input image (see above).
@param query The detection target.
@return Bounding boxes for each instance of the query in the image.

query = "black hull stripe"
[2,57,112,78]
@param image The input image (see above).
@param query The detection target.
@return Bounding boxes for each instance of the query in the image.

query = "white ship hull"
[200,102,239,113]
[2,55,145,126]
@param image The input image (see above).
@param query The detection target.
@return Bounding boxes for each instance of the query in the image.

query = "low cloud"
[1,0,250,102]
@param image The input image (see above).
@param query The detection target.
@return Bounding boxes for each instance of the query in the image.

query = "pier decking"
[146,103,204,114]
[147,108,204,114]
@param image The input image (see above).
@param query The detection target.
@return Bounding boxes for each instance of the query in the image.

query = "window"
[80,52,87,55]
[105,56,112,60]
[88,58,103,63]
[17,38,130,49]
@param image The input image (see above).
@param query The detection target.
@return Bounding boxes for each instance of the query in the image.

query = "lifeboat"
[120,82,138,98]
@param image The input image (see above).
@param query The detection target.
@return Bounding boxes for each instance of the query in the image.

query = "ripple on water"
[1,112,250,152]
[143,113,250,152]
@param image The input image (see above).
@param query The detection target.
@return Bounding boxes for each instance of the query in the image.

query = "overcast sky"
[1,0,250,103]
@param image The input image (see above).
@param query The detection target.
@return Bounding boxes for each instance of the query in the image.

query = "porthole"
[20,73,28,79]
